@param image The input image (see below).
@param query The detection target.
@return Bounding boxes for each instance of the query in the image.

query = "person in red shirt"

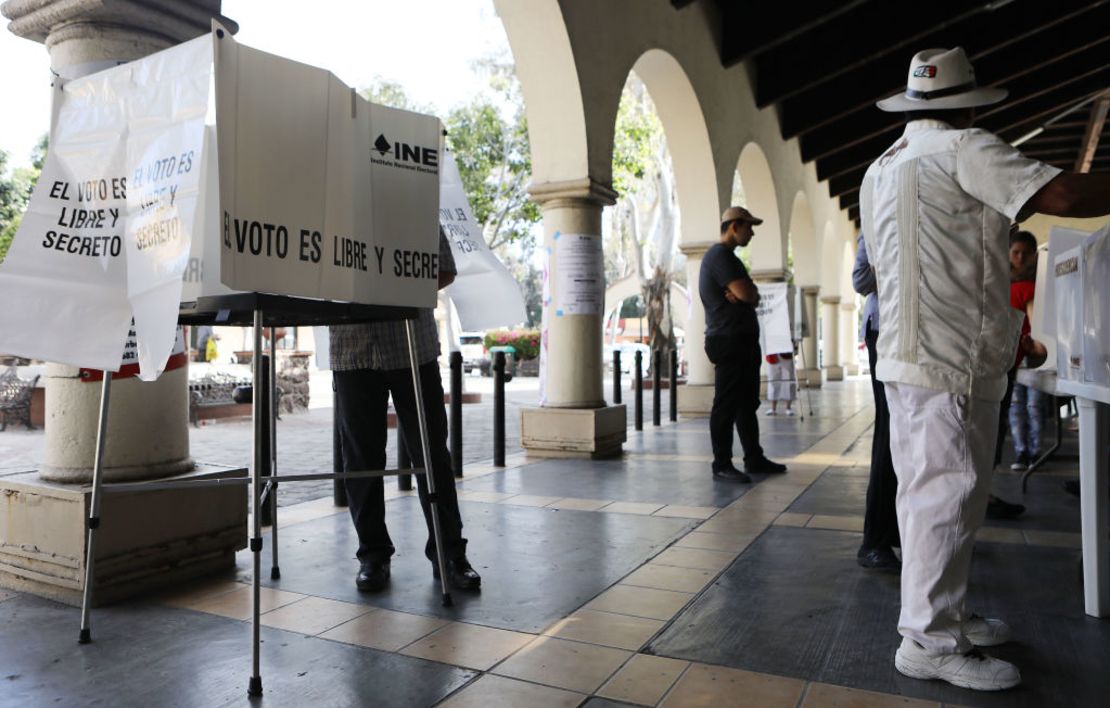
[990,231,1048,520]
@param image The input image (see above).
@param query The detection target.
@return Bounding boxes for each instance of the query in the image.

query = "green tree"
[0,134,47,264]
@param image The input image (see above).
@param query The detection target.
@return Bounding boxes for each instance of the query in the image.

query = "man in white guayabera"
[860,47,1110,691]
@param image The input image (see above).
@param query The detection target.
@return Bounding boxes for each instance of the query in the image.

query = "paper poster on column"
[538,246,551,406]
[439,151,526,328]
[756,282,793,355]
[0,35,210,377]
[554,232,603,316]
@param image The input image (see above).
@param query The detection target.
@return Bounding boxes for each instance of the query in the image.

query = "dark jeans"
[994,368,1018,467]
[705,335,764,468]
[861,326,899,553]
[334,361,466,564]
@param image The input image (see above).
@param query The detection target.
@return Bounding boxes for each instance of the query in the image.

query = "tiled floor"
[0,378,1099,707]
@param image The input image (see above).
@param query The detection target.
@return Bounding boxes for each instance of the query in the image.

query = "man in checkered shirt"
[330,227,480,593]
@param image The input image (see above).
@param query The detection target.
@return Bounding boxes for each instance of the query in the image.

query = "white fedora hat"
[876,47,1007,112]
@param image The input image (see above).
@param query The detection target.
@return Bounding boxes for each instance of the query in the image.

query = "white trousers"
[767,360,796,402]
[885,381,997,654]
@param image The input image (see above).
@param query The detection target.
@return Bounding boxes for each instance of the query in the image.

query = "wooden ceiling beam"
[1076,92,1110,172]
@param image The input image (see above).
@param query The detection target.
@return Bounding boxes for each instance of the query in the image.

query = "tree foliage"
[0,135,47,264]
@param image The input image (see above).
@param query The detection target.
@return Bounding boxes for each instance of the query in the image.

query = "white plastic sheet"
[756,281,793,356]
[440,152,526,329]
[0,36,211,379]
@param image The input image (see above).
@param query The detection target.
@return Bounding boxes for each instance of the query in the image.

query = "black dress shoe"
[985,495,1025,520]
[857,547,901,574]
[712,465,752,483]
[356,560,390,592]
[432,558,482,591]
[745,457,787,474]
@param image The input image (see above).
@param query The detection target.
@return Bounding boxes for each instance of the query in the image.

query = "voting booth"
[0,25,459,695]
[1052,224,1110,619]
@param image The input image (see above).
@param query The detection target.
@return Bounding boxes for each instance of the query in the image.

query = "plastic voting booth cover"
[1082,225,1110,388]
[755,282,793,356]
[0,26,443,379]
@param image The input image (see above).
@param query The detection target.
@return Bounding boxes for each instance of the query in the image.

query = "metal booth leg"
[78,373,112,644]
[248,311,264,697]
[405,319,453,607]
[269,328,280,580]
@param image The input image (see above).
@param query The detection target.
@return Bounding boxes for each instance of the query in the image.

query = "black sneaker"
[355,559,390,592]
[712,465,752,483]
[857,546,901,574]
[745,457,787,475]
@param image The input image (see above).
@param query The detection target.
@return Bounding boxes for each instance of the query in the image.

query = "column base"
[843,363,860,377]
[799,368,824,388]
[521,405,626,458]
[0,463,247,607]
[824,366,845,382]
[677,383,715,417]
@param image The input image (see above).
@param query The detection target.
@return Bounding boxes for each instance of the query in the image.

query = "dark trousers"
[334,361,466,564]
[705,335,764,467]
[861,326,900,553]
[993,368,1018,467]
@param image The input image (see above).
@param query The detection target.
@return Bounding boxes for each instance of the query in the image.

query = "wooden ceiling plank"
[1076,93,1110,172]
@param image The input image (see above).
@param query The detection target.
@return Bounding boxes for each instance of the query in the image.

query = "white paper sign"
[554,232,603,316]
[756,282,793,355]
[0,36,210,378]
[439,152,526,329]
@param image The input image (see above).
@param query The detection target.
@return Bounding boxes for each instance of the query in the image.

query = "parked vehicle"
[458,332,489,376]
[603,342,651,376]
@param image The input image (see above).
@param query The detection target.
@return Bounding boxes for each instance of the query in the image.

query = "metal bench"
[0,367,39,431]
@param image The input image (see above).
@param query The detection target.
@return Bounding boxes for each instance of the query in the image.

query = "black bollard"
[613,349,622,404]
[449,351,463,478]
[397,418,413,491]
[332,378,347,507]
[634,350,643,431]
[652,350,662,427]
[669,349,678,422]
[258,354,273,526]
[494,351,506,466]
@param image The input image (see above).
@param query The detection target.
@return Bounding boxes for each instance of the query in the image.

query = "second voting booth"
[0,24,459,696]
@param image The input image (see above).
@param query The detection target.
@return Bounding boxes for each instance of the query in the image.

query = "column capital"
[839,302,856,312]
[820,295,841,305]
[750,268,791,283]
[800,285,820,296]
[2,0,237,44]
[678,240,716,258]
[528,177,618,209]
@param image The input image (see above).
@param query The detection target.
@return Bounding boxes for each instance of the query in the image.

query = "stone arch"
[735,142,784,274]
[496,0,588,185]
[628,49,719,247]
[788,190,818,285]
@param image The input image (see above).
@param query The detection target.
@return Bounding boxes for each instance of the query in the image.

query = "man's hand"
[1019,334,1048,369]
[724,289,739,304]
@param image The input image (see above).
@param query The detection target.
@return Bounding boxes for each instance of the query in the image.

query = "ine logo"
[371,133,439,168]
[373,134,392,156]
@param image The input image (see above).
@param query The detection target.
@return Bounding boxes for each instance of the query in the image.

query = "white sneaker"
[785,409,796,417]
[894,638,1020,691]
[963,614,1011,647]
[765,409,777,416]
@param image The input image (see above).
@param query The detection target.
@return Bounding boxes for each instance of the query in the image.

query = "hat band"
[904,80,977,101]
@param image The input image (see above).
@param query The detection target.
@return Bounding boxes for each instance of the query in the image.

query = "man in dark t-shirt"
[699,206,788,481]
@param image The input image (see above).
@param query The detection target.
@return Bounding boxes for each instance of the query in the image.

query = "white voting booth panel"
[1053,226,1110,619]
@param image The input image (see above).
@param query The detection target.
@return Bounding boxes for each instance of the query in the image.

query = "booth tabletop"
[1016,368,1064,396]
[1057,378,1110,406]
[178,293,419,328]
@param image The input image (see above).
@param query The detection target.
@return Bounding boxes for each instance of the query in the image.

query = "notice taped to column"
[555,233,602,316]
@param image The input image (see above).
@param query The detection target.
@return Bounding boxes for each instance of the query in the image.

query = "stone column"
[840,301,859,376]
[0,0,244,606]
[820,295,844,381]
[799,285,822,387]
[676,241,715,416]
[520,178,626,457]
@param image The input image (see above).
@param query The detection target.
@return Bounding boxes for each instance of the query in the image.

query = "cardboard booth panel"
[214,30,440,308]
